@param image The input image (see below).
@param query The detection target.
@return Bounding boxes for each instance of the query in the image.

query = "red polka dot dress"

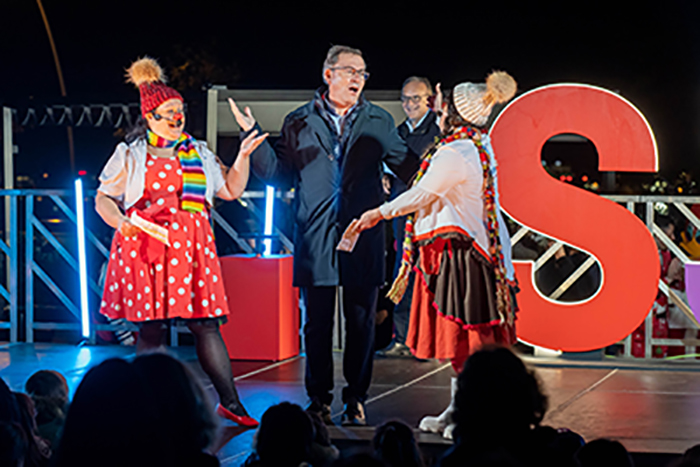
[100,152,230,322]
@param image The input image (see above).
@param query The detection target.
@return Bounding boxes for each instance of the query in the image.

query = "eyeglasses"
[329,66,370,81]
[401,95,429,104]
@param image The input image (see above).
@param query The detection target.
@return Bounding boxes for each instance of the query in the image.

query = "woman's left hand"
[238,129,269,159]
[355,208,384,232]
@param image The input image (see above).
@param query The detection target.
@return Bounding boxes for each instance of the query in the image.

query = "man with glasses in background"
[379,77,440,358]
[230,45,418,426]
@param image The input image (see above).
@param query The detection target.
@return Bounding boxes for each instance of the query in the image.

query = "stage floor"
[1,343,700,465]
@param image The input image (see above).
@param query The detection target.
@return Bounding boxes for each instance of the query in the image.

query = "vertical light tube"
[263,185,275,256]
[75,178,90,338]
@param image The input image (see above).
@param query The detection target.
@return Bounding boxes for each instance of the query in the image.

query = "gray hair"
[402,76,433,95]
[322,45,364,72]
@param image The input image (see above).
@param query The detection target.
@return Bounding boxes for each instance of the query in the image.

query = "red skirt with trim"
[406,234,517,361]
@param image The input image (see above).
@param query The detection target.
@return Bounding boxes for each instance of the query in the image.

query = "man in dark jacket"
[380,76,440,358]
[230,45,419,426]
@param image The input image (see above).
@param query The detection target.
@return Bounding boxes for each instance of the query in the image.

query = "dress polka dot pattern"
[100,153,229,322]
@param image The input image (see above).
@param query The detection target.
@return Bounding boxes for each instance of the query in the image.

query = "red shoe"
[216,404,259,427]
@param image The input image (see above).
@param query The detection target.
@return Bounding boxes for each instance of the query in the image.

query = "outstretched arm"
[353,187,440,232]
[355,146,468,232]
[216,129,268,201]
[229,98,294,188]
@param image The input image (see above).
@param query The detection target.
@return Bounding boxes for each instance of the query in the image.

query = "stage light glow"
[263,185,275,256]
[75,178,90,338]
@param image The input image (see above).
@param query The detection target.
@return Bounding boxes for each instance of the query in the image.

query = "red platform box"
[219,254,299,361]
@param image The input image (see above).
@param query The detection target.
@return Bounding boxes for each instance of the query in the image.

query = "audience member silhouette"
[245,402,315,467]
[372,420,424,467]
[574,438,634,467]
[667,443,700,467]
[332,452,387,467]
[131,353,218,461]
[0,421,27,467]
[13,392,51,466]
[52,355,219,466]
[0,378,50,467]
[24,370,69,449]
[439,345,581,467]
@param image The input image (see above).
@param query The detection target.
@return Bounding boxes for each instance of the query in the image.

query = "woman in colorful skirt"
[95,57,268,427]
[355,72,519,438]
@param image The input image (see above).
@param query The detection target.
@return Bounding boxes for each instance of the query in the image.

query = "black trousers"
[302,285,378,404]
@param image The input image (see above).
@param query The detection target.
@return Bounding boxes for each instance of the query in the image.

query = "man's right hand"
[228,98,256,132]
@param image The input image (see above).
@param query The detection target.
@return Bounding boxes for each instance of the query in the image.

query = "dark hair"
[0,380,41,467]
[0,421,27,467]
[0,379,21,424]
[255,402,314,467]
[684,444,700,461]
[453,346,548,444]
[13,392,51,466]
[25,370,69,426]
[323,45,363,72]
[413,89,479,171]
[402,77,433,95]
[656,214,674,233]
[373,420,424,467]
[131,353,218,452]
[332,452,387,467]
[52,358,164,466]
[574,438,634,467]
[53,355,215,467]
[125,116,148,143]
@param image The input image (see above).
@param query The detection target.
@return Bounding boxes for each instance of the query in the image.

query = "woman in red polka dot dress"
[95,57,268,427]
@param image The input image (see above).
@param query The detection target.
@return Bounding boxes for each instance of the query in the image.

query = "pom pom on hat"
[126,56,183,118]
[126,57,166,87]
[485,71,517,105]
[453,71,517,127]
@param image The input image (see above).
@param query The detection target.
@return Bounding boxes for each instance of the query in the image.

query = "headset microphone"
[151,112,183,126]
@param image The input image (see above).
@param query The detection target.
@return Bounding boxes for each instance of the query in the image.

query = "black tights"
[137,320,248,416]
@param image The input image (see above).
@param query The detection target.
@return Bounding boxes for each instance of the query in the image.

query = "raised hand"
[238,129,269,158]
[228,98,256,132]
[433,83,443,112]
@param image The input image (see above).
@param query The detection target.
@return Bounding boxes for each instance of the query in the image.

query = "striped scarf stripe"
[147,130,207,213]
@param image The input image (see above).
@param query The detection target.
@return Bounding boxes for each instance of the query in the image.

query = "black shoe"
[306,398,333,425]
[341,399,366,426]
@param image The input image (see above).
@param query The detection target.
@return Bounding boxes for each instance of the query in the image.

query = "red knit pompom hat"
[126,57,183,118]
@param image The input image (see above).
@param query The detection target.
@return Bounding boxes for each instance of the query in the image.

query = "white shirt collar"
[406,110,431,133]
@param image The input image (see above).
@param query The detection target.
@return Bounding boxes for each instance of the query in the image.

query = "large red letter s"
[491,84,659,352]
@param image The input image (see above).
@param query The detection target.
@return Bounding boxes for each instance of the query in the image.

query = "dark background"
[2,0,700,191]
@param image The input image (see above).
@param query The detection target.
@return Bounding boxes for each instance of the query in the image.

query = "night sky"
[3,0,700,189]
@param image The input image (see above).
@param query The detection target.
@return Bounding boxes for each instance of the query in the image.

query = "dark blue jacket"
[397,110,441,159]
[247,89,419,287]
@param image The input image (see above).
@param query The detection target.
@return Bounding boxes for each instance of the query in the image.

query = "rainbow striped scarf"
[147,130,206,213]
